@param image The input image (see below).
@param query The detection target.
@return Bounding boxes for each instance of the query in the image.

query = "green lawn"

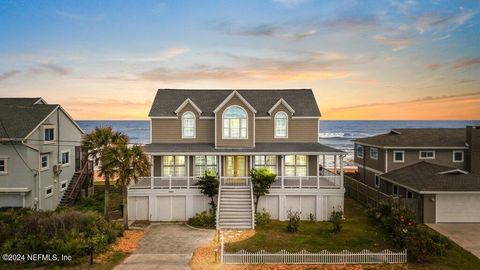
[225,198,480,270]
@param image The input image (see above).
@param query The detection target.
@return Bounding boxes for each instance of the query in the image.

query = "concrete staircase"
[218,186,254,229]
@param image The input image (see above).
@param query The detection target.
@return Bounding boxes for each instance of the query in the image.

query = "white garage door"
[154,196,187,221]
[436,194,480,223]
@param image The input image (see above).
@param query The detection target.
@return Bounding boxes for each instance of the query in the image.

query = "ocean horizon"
[77,120,480,167]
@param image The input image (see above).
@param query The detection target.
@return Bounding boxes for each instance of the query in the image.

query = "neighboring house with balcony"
[353,127,480,223]
[0,97,91,210]
[128,89,346,229]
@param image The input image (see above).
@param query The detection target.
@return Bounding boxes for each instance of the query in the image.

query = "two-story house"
[353,127,480,223]
[0,97,91,210]
[128,89,346,229]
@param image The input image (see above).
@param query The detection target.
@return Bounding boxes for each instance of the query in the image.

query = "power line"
[0,120,36,173]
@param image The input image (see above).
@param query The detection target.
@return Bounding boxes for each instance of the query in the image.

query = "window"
[223,106,247,139]
[194,156,217,176]
[392,184,399,196]
[44,127,55,142]
[453,151,464,162]
[60,180,68,192]
[182,111,195,138]
[374,174,380,188]
[274,112,288,138]
[370,148,378,160]
[285,155,307,176]
[41,154,49,170]
[407,190,413,199]
[393,150,404,163]
[419,150,435,159]
[254,155,277,173]
[162,156,186,176]
[45,185,53,198]
[0,159,7,174]
[356,145,364,158]
[61,150,70,166]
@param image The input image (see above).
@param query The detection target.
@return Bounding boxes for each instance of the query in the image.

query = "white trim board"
[268,98,295,115]
[213,90,257,114]
[174,98,202,115]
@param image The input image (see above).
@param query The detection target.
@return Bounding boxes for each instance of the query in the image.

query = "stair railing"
[249,178,255,229]
[216,174,222,230]
[65,160,92,204]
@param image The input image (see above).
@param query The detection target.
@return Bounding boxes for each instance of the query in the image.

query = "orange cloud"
[322,92,480,120]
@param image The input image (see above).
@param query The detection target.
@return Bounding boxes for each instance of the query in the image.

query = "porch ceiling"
[143,143,344,155]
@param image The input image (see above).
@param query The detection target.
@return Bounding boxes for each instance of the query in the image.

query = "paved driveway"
[114,224,214,270]
[428,223,480,259]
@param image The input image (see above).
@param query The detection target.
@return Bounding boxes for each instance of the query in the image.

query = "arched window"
[275,111,288,138]
[223,106,247,139]
[182,111,195,138]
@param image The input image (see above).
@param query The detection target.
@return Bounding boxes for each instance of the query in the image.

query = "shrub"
[250,168,277,213]
[309,213,315,222]
[0,209,122,266]
[187,210,216,229]
[330,207,343,233]
[255,209,271,226]
[286,210,301,233]
[405,227,450,263]
[195,171,219,210]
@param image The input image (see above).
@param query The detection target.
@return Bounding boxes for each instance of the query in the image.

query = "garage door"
[436,194,480,223]
[154,196,187,221]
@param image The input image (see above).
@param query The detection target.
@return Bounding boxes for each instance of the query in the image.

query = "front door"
[224,156,246,177]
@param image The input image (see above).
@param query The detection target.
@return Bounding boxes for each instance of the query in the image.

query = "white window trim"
[393,150,405,163]
[43,125,56,144]
[370,147,378,160]
[193,155,218,176]
[40,154,49,171]
[45,185,54,198]
[222,105,249,140]
[356,145,364,159]
[374,174,380,188]
[60,180,68,192]
[181,111,196,139]
[60,149,71,167]
[161,156,187,177]
[452,150,464,163]
[284,155,308,177]
[274,111,288,139]
[392,184,399,196]
[419,150,435,160]
[0,158,8,175]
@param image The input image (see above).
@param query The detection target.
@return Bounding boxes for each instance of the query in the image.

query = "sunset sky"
[0,0,479,120]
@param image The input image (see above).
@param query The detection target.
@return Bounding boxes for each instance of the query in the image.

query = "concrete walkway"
[427,223,480,259]
[114,224,215,270]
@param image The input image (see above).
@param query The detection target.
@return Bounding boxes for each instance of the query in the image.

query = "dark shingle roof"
[149,89,321,117]
[354,128,466,148]
[0,98,58,140]
[144,143,343,154]
[381,161,480,192]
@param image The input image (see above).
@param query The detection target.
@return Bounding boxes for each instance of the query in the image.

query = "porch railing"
[131,175,342,190]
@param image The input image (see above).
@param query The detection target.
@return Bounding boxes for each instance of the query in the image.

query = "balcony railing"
[130,174,341,190]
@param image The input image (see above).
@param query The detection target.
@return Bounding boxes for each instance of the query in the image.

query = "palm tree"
[81,126,128,221]
[103,144,150,229]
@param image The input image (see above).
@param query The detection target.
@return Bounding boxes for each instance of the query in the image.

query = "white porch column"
[281,155,285,189]
[334,155,337,174]
[322,155,326,173]
[150,155,154,189]
[186,155,190,189]
[218,155,222,179]
[340,155,344,188]
[316,155,320,189]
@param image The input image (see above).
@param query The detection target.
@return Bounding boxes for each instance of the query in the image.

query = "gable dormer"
[214,91,256,148]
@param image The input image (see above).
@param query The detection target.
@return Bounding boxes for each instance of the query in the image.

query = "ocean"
[77,120,480,167]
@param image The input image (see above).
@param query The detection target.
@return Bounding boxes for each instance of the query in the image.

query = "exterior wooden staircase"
[59,161,93,207]
[217,182,255,229]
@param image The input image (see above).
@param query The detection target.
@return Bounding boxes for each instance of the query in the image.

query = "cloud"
[272,0,307,8]
[390,0,416,14]
[108,47,189,63]
[425,63,442,71]
[452,57,480,69]
[29,64,71,76]
[213,21,317,40]
[56,10,104,22]
[415,8,477,33]
[0,70,21,82]
[320,17,379,31]
[60,98,152,120]
[372,34,413,51]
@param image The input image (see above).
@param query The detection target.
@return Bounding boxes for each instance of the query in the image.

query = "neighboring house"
[128,89,346,229]
[379,162,480,223]
[353,126,480,223]
[0,97,88,210]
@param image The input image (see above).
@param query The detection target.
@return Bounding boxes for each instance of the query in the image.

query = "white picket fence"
[220,235,407,264]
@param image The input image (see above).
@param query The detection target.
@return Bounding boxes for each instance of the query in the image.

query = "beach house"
[353,127,480,223]
[128,89,346,229]
[0,98,92,210]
